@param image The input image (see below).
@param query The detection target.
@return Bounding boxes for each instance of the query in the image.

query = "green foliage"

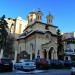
[4,34,15,59]
[57,29,64,60]
[0,15,13,58]
[67,40,75,44]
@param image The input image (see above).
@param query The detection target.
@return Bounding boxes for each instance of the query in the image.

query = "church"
[17,10,58,60]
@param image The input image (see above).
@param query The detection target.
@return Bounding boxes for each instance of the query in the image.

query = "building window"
[74,49,75,52]
[37,16,39,20]
[37,15,41,21]
[45,25,49,30]
[46,34,49,39]
[49,19,50,23]
[39,16,41,20]
[19,24,22,33]
[30,14,33,17]
[30,18,33,22]
[30,43,35,60]
[51,20,52,23]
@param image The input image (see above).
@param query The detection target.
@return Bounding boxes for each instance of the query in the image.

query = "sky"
[0,0,75,33]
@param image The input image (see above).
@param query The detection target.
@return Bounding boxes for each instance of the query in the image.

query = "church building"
[17,10,58,60]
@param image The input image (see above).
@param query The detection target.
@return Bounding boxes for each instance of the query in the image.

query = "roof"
[29,11,36,14]
[24,21,58,31]
[17,30,57,40]
[65,52,75,56]
[63,36,75,41]
[17,30,44,40]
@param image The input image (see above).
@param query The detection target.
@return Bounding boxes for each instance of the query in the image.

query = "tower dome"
[36,9,43,22]
[27,11,36,25]
[46,12,53,24]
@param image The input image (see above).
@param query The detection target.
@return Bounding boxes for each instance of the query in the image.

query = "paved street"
[0,69,71,75]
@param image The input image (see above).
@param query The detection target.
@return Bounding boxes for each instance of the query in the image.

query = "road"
[0,69,71,75]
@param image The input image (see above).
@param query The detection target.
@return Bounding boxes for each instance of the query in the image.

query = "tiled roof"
[17,30,57,40]
[24,21,58,31]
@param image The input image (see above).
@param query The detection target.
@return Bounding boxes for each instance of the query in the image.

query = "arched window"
[19,24,22,33]
[40,16,41,20]
[30,43,35,59]
[45,25,49,30]
[37,16,39,20]
[37,15,41,21]
[48,19,50,23]
[46,34,49,39]
[30,18,33,22]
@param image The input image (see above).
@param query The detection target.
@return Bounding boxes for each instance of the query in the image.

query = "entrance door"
[49,47,53,59]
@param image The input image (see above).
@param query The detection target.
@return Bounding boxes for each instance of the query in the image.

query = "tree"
[57,29,64,60]
[3,34,15,59]
[0,15,8,57]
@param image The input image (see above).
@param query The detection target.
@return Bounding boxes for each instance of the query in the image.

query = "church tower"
[36,9,43,22]
[27,11,36,25]
[27,9,43,25]
[46,12,53,25]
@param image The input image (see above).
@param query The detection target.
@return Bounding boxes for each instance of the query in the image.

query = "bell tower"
[36,9,43,22]
[46,12,53,24]
[27,9,43,25]
[27,11,36,25]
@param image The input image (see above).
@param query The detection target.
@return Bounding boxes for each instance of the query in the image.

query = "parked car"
[64,60,72,68]
[35,58,49,70]
[72,61,75,67]
[49,60,64,69]
[14,59,36,71]
[71,67,75,75]
[0,58,13,72]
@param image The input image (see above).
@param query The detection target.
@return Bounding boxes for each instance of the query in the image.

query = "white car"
[14,59,36,71]
[71,67,75,75]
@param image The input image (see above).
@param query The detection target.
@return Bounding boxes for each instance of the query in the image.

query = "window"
[19,24,22,33]
[51,20,52,23]
[37,16,39,20]
[40,16,41,20]
[49,19,50,23]
[45,25,49,30]
[46,34,49,39]
[74,49,75,52]
[30,14,33,17]
[30,18,32,22]
[37,15,41,21]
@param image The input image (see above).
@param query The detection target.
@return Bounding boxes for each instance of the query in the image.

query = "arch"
[48,47,54,59]
[30,43,35,60]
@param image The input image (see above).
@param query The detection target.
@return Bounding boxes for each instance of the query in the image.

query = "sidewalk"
[15,70,48,73]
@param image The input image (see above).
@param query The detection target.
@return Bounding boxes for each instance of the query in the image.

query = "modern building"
[5,17,28,62]
[17,10,58,60]
[62,32,75,60]
[5,16,28,36]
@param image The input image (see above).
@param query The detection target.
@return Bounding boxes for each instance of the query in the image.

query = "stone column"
[53,51,58,60]
[0,49,3,58]
[47,50,49,60]
[14,50,17,63]
[30,53,32,60]
[68,56,71,60]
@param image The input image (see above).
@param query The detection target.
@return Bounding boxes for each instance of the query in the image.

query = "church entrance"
[48,47,54,60]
